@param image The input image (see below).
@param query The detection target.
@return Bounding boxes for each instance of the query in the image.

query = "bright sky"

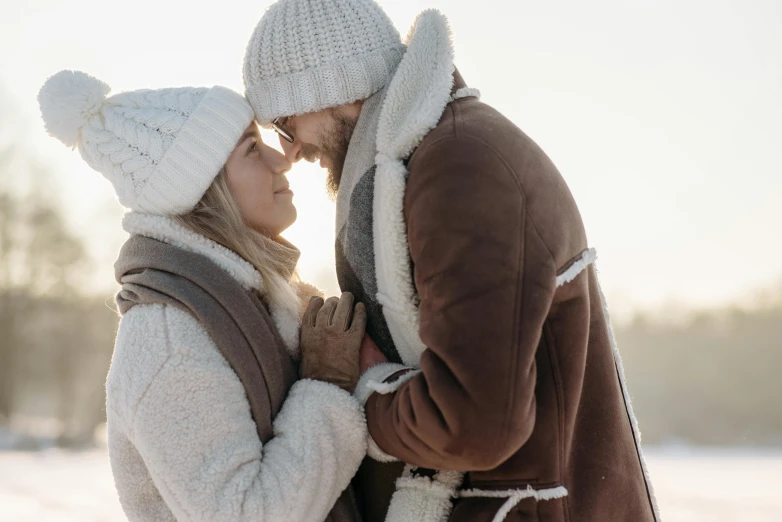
[0,0,780,321]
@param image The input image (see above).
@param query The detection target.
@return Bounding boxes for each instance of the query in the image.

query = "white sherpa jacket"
[106,213,367,522]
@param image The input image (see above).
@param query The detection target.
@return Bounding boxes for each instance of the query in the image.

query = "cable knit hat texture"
[38,70,254,216]
[243,0,405,124]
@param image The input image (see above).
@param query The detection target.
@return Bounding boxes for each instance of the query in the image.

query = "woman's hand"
[299,292,367,392]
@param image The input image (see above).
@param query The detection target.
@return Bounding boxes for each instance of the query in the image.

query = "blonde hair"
[174,170,301,316]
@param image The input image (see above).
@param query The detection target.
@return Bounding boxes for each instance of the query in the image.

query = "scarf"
[115,234,298,443]
[335,84,403,364]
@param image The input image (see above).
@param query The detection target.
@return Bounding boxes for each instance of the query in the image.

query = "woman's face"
[224,123,296,236]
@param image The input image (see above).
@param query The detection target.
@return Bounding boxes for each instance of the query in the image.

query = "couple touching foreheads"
[38,0,658,520]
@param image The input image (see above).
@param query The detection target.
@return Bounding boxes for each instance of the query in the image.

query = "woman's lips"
[275,187,293,195]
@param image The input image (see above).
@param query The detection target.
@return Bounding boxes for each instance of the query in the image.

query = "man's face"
[277,103,361,199]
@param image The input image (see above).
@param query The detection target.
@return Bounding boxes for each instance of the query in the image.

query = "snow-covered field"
[1,447,780,521]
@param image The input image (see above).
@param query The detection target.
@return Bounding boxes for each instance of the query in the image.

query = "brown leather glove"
[299,292,367,392]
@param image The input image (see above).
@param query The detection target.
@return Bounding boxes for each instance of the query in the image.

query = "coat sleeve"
[363,135,557,471]
[121,306,367,522]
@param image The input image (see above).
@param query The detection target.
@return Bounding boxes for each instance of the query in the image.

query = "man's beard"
[301,110,358,200]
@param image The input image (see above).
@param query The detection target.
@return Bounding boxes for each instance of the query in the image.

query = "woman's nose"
[279,134,303,163]
[270,146,293,176]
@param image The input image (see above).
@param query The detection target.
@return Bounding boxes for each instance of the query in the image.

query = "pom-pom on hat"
[38,70,254,216]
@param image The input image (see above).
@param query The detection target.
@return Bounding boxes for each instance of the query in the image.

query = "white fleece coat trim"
[367,367,421,396]
[354,363,416,407]
[107,301,368,522]
[460,486,569,522]
[354,362,417,463]
[556,248,597,287]
[383,466,463,522]
[373,9,463,368]
[121,211,302,356]
[367,10,582,522]
[383,477,566,522]
[369,10,475,521]
[458,485,569,501]
[594,267,661,521]
[266,299,302,359]
[450,87,481,102]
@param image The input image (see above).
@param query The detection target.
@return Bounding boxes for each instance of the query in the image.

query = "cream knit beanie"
[243,0,405,124]
[38,70,254,216]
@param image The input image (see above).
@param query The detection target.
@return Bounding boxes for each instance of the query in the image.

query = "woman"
[38,70,367,521]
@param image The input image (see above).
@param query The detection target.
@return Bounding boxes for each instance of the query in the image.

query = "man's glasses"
[271,117,294,143]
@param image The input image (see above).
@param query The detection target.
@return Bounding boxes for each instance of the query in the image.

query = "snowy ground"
[1,446,780,521]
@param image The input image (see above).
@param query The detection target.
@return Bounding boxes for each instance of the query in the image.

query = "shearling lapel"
[372,10,462,366]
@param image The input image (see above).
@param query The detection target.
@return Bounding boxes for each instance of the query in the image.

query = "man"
[244,1,659,521]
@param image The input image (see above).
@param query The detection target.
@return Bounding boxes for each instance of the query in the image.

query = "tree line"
[0,145,116,448]
[0,142,780,449]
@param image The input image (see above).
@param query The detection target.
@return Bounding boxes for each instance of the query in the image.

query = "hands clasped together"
[300,292,389,392]
[299,292,364,392]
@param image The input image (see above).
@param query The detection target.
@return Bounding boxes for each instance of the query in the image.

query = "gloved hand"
[299,292,367,392]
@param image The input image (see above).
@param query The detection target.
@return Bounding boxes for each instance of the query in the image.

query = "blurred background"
[1,0,780,520]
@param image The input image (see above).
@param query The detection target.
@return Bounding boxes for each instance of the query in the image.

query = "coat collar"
[122,212,266,292]
[376,10,457,163]
[372,10,481,366]
[122,212,305,357]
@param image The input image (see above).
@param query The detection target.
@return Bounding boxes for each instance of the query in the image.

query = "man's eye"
[249,140,257,152]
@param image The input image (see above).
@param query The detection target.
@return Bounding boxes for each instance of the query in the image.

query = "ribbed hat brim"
[137,87,254,215]
[246,45,405,125]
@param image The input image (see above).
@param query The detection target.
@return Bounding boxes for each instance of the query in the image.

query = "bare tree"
[0,190,17,422]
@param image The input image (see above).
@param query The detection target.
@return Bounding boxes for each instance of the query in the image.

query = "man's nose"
[279,134,303,163]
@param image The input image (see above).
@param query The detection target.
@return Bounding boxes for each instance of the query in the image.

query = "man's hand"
[299,293,367,392]
[360,333,388,373]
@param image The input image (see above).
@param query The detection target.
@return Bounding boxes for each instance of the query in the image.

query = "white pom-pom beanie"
[38,70,254,216]
[243,0,406,124]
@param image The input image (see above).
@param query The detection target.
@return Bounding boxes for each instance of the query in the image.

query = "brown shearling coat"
[362,72,659,522]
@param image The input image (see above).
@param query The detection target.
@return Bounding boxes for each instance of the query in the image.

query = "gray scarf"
[335,85,402,363]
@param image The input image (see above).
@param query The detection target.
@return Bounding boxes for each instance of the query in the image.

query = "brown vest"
[115,235,361,522]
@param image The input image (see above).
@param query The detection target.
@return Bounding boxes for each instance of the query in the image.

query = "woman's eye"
[249,140,257,153]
